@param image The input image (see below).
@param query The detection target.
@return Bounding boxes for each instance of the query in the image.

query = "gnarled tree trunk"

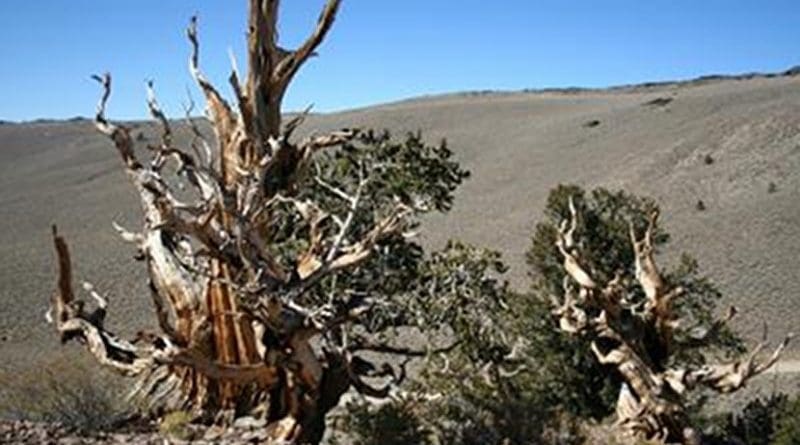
[45,2,429,443]
[550,197,793,444]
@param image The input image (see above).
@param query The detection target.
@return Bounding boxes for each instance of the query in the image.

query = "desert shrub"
[696,199,707,211]
[332,243,561,444]
[159,410,193,440]
[0,354,129,431]
[729,394,788,445]
[768,182,778,193]
[772,395,800,445]
[420,374,557,444]
[334,398,431,445]
[700,393,800,445]
[643,97,673,107]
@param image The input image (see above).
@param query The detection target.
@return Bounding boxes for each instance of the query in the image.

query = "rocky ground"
[0,416,279,444]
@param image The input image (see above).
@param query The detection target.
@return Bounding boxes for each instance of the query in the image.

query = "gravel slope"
[1,74,799,374]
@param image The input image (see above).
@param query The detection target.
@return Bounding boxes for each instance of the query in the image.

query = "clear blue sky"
[1,1,799,121]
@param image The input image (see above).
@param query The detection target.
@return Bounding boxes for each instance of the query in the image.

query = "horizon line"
[2,64,798,125]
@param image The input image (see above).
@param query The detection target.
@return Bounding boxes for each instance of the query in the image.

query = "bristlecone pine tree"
[550,194,793,444]
[44,1,495,443]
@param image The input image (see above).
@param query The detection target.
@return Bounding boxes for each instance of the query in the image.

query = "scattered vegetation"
[696,199,707,211]
[334,398,431,445]
[704,153,715,165]
[783,65,800,77]
[643,97,674,107]
[701,393,800,445]
[30,0,796,443]
[768,181,778,193]
[339,185,786,445]
[158,411,194,441]
[0,355,129,431]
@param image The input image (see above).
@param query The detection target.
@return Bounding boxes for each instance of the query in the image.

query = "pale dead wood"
[551,197,793,444]
[48,2,446,442]
[48,226,279,385]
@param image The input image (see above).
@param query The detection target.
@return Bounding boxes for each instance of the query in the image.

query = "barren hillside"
[1,73,799,373]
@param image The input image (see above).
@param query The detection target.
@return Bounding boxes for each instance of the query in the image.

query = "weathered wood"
[551,198,793,444]
[46,2,433,442]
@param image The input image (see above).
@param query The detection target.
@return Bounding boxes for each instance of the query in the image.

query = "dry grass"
[0,354,130,431]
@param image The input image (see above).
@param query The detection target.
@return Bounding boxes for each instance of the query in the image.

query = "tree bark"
[550,197,793,444]
[45,2,425,443]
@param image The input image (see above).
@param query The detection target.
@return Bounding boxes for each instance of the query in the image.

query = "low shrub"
[0,354,129,431]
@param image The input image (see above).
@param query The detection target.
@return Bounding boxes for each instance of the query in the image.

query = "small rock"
[241,429,269,443]
[110,433,130,443]
[203,426,225,440]
[232,416,266,430]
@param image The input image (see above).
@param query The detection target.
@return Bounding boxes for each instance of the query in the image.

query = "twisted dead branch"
[551,196,793,444]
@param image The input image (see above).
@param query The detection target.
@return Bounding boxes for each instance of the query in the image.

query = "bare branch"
[325,164,366,262]
[112,221,144,245]
[283,104,314,141]
[187,16,236,154]
[630,210,665,303]
[91,73,140,170]
[274,0,342,91]
[687,333,794,392]
[551,277,588,333]
[555,197,596,289]
[182,89,214,166]
[145,80,173,151]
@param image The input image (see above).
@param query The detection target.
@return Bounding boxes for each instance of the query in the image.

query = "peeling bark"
[46,2,426,443]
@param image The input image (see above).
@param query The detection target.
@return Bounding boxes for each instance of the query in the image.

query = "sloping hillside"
[1,74,799,372]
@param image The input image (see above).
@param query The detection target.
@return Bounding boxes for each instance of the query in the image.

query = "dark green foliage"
[337,180,752,444]
[266,130,470,313]
[336,399,431,445]
[524,184,743,418]
[701,393,800,445]
[360,243,551,445]
[285,130,528,442]
[416,354,554,445]
[768,181,778,193]
[773,395,800,445]
[512,294,618,419]
[643,97,674,107]
[242,129,472,345]
[333,237,533,445]
[730,394,788,445]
